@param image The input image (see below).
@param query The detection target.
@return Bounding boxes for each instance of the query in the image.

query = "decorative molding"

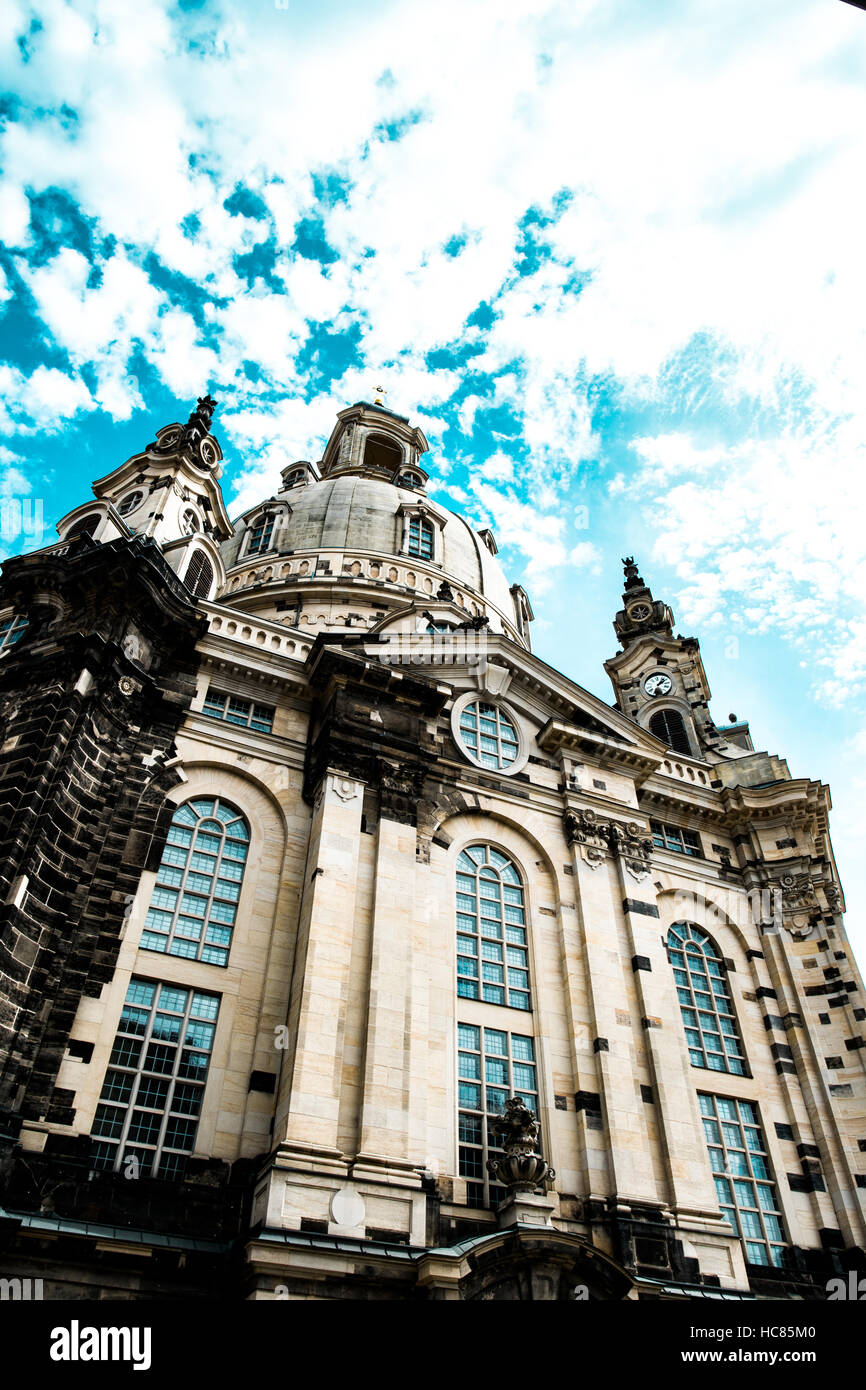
[563,809,653,878]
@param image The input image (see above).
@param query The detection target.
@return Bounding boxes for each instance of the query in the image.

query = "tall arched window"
[667,923,746,1075]
[67,513,100,539]
[456,845,530,1010]
[649,708,692,756]
[141,798,250,967]
[184,550,214,599]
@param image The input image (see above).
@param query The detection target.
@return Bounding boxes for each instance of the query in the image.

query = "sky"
[1,0,865,954]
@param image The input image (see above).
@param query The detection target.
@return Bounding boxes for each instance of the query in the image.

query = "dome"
[217,402,531,647]
[225,475,511,604]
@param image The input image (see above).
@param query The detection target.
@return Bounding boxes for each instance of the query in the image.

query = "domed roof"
[220,473,517,620]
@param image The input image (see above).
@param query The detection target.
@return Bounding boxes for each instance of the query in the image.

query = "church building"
[0,395,863,1300]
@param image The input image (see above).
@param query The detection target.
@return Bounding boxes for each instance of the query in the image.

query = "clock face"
[644,673,673,697]
[629,602,651,621]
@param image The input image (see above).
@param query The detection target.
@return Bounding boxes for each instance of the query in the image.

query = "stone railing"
[659,755,711,787]
[221,551,487,618]
[206,609,313,660]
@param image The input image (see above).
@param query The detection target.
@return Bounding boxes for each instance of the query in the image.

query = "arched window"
[285,470,305,488]
[649,708,692,756]
[407,516,434,559]
[456,845,530,1010]
[399,471,421,489]
[667,924,746,1075]
[141,798,250,967]
[363,432,402,472]
[184,550,214,599]
[246,513,275,555]
[67,513,100,539]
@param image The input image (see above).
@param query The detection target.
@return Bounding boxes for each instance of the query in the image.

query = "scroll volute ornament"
[563,810,653,877]
[563,808,607,869]
[773,870,836,938]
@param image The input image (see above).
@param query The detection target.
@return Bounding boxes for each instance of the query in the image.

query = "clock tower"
[604,557,751,764]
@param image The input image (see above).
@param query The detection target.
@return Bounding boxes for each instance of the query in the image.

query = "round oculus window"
[117,491,143,516]
[457,700,521,771]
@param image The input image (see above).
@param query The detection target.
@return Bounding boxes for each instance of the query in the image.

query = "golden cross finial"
[373,384,387,405]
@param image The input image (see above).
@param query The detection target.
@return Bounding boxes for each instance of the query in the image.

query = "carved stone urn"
[486,1097,555,1194]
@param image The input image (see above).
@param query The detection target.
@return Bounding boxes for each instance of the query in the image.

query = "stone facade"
[0,400,863,1301]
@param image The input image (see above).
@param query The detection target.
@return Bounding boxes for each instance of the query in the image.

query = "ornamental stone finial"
[622,555,642,588]
[184,394,218,441]
[486,1097,555,1194]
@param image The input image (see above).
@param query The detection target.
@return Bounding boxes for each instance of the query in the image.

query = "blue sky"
[1,0,865,952]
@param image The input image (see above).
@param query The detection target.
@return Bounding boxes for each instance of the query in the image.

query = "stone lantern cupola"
[319,400,430,490]
[612,556,674,648]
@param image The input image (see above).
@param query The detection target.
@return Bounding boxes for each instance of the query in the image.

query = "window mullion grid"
[103,996,176,1175]
[701,1094,786,1268]
[121,1000,173,1171]
[184,821,221,963]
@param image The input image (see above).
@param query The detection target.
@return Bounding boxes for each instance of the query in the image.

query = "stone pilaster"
[565,811,658,1206]
[274,771,366,1159]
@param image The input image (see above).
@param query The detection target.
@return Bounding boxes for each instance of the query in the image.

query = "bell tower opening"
[649,707,692,756]
[363,432,403,473]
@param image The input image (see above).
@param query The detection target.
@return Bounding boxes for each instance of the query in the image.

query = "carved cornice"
[539,719,663,784]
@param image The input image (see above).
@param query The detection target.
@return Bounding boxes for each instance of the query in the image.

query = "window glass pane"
[93,1105,125,1139]
[459,1052,481,1080]
[485,1058,508,1085]
[459,1081,481,1109]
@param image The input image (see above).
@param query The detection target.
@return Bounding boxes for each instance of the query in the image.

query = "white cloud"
[614,420,866,704]
[479,451,515,483]
[570,540,601,573]
[0,364,96,433]
[0,182,30,247]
